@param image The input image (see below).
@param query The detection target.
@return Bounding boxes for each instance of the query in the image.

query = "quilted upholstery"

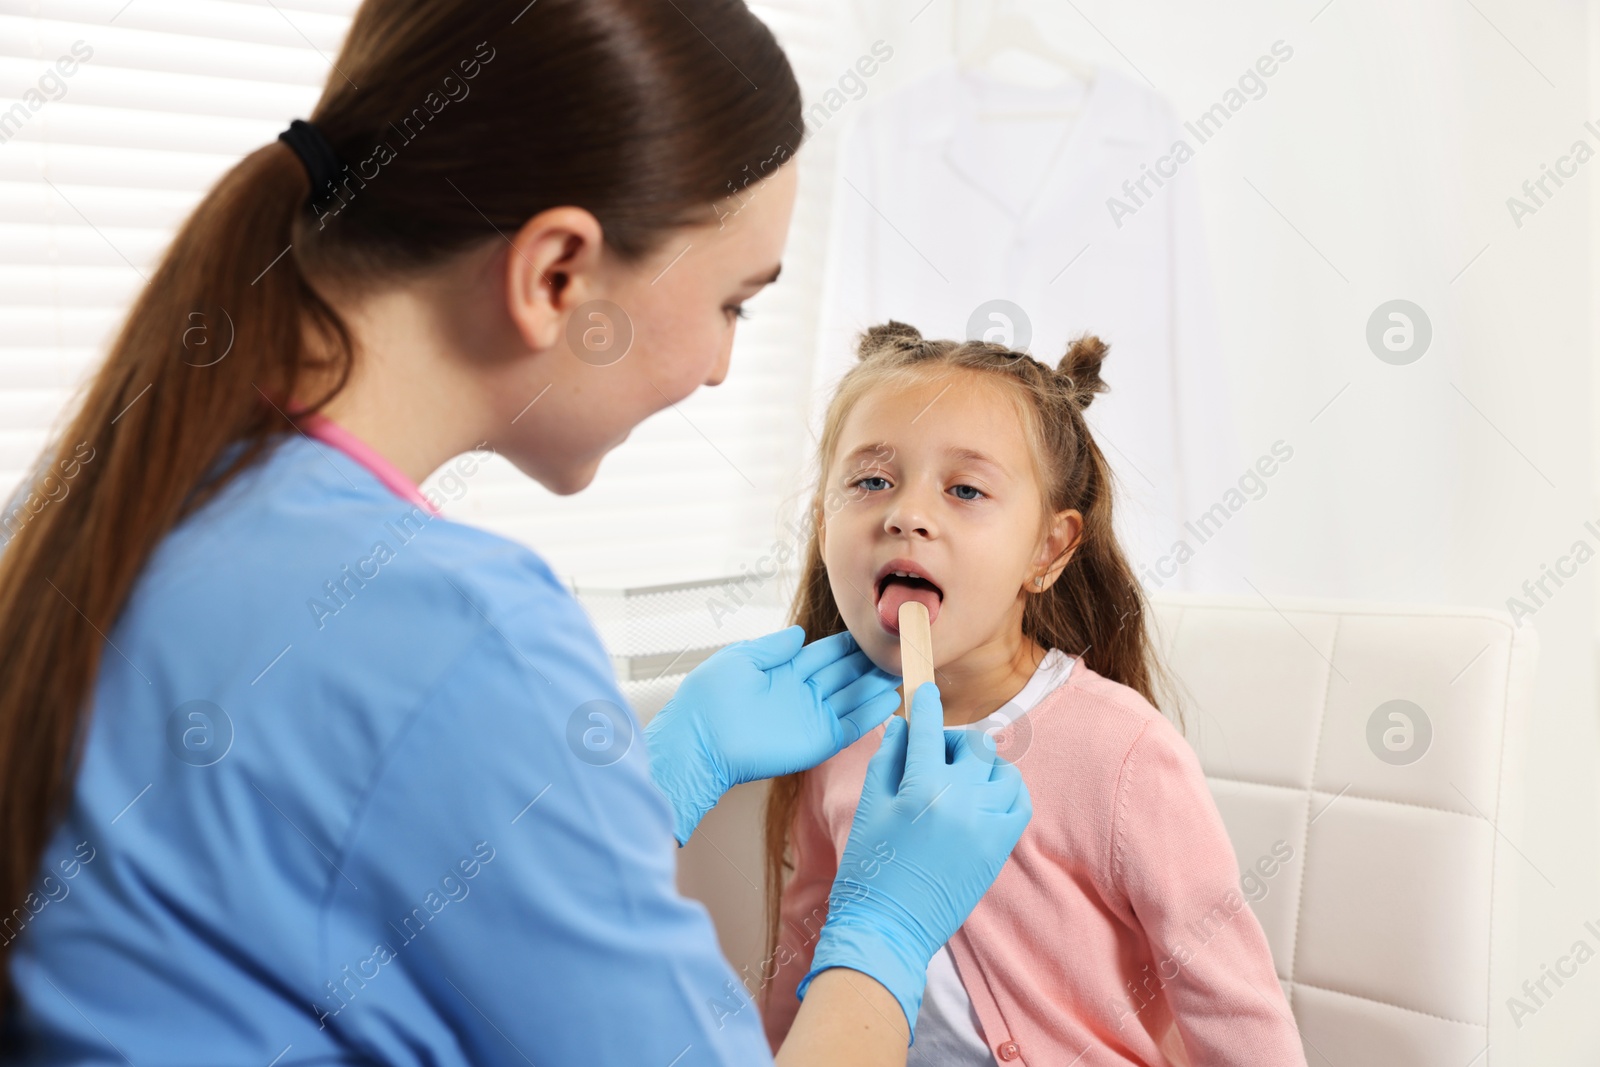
[1147,593,1537,1066]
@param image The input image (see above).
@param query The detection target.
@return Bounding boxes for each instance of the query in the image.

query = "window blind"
[1,0,850,595]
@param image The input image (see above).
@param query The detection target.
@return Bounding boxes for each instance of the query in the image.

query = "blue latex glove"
[643,626,903,845]
[797,682,1033,1043]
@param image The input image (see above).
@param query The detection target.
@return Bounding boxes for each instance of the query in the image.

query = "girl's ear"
[1030,508,1083,592]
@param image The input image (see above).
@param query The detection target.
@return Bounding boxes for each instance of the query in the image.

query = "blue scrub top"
[5,431,774,1064]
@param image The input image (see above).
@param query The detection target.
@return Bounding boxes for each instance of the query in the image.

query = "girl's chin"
[850,630,902,677]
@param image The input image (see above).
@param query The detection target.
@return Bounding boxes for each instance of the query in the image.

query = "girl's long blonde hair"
[760,319,1177,996]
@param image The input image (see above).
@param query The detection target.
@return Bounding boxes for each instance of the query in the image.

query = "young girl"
[760,322,1308,1065]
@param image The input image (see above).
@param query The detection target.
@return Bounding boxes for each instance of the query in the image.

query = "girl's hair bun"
[1058,334,1110,412]
[857,320,925,359]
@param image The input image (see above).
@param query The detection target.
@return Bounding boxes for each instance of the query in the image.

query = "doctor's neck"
[291,268,502,488]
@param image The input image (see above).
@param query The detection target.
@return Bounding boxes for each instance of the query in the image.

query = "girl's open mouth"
[874,561,943,634]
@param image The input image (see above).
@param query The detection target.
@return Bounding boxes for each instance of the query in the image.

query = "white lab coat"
[812,63,1246,594]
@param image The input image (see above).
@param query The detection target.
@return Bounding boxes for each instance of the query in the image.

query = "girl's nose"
[883,492,935,539]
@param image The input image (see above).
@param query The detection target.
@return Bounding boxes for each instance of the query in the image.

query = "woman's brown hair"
[0,0,800,1004]
[759,320,1179,999]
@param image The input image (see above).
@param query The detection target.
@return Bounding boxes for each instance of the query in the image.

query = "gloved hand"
[643,626,902,845]
[797,682,1032,1043]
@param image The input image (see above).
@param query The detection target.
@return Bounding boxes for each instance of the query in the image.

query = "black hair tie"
[277,118,345,209]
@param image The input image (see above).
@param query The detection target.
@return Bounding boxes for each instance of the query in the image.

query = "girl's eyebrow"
[837,443,1010,480]
[840,442,894,468]
[947,446,1007,477]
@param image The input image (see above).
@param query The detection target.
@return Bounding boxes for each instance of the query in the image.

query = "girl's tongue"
[877,578,942,633]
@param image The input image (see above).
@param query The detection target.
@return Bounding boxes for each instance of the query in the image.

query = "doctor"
[0,0,1031,1064]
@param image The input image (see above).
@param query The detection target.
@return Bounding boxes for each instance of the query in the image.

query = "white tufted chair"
[642,591,1540,1066]
[1144,593,1538,1066]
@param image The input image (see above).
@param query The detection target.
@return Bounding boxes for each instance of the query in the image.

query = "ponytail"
[0,137,348,1006]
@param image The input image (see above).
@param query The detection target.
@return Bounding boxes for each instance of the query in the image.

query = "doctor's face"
[513,160,798,494]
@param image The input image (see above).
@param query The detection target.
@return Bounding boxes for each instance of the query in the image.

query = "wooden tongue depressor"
[897,600,935,719]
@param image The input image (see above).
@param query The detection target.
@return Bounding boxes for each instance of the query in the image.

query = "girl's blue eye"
[950,484,984,501]
[725,305,749,321]
[853,476,890,492]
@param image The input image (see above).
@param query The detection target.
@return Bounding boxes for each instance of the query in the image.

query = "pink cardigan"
[762,661,1309,1066]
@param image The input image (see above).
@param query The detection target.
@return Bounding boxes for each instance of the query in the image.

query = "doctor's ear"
[503,206,606,352]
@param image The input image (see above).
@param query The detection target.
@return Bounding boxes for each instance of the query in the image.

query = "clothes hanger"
[955,0,1095,118]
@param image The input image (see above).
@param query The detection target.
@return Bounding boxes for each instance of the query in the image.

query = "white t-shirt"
[906,648,1076,1066]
